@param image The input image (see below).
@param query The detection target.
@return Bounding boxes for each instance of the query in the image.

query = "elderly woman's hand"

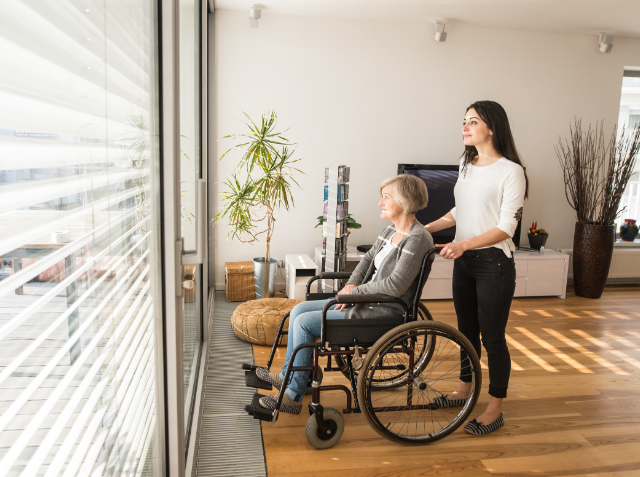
[335,284,356,311]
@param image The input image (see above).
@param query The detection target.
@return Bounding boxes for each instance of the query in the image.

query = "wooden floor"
[252,285,640,477]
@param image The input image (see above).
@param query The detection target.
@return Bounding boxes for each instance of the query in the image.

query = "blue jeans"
[280,299,345,402]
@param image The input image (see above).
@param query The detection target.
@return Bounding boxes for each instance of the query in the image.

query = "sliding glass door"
[179,0,203,449]
[0,0,165,475]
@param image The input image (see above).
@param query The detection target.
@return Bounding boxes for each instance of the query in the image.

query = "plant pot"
[572,222,615,299]
[528,233,548,250]
[253,257,278,299]
[620,219,639,241]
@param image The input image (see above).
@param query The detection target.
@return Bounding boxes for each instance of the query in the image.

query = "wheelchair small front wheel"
[305,407,345,449]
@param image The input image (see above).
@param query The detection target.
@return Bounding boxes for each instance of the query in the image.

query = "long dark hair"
[462,100,529,199]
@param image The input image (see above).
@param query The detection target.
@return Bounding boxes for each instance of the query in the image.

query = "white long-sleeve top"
[450,157,526,258]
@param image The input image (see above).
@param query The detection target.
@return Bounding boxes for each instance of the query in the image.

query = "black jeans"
[452,247,516,399]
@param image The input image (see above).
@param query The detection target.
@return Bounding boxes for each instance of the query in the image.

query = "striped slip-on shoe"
[464,413,504,435]
[256,367,283,391]
[258,394,302,415]
[431,394,467,409]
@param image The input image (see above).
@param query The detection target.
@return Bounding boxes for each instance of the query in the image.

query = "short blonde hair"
[379,175,429,215]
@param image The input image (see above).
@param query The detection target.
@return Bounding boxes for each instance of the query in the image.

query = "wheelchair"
[242,248,482,449]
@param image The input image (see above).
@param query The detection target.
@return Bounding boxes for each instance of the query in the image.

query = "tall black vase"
[572,222,614,299]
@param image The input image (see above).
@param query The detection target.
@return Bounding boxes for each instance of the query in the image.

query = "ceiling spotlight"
[598,33,614,53]
[249,7,261,28]
[434,21,447,42]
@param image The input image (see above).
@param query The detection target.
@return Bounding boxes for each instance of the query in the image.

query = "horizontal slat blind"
[0,1,161,476]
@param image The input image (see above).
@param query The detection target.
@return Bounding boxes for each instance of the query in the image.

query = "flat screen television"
[397,164,523,247]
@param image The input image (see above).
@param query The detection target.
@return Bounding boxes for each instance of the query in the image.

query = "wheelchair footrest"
[241,363,258,371]
[245,369,272,390]
[245,393,275,422]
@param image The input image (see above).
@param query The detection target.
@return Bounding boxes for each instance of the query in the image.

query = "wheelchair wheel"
[333,302,435,389]
[305,407,345,449]
[357,320,481,444]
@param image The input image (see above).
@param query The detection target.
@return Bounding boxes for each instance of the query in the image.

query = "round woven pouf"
[231,298,301,346]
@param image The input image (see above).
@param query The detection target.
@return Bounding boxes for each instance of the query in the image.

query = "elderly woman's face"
[379,184,403,221]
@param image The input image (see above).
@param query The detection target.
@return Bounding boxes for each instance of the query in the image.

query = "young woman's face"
[462,108,493,147]
[379,184,404,221]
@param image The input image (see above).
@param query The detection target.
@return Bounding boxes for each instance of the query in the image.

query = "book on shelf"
[322,235,348,256]
[324,166,350,185]
[320,252,348,273]
[323,184,349,201]
[337,201,348,221]
[322,201,348,221]
[322,220,347,237]
[338,166,350,184]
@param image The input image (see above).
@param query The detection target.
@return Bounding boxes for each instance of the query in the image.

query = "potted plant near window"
[214,110,302,298]
[557,120,639,298]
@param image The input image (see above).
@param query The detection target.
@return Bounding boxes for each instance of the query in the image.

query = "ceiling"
[214,0,640,39]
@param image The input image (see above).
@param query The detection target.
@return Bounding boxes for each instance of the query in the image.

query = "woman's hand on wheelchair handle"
[335,284,356,311]
[437,242,466,260]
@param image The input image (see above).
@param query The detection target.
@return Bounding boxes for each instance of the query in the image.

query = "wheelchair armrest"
[306,272,353,294]
[335,293,400,304]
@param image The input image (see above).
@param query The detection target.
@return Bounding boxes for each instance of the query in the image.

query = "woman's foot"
[437,382,471,406]
[474,396,504,425]
[256,367,283,390]
[432,394,467,409]
[464,413,504,435]
[258,393,302,415]
[474,408,503,426]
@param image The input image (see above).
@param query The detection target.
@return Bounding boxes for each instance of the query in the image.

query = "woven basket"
[225,261,255,302]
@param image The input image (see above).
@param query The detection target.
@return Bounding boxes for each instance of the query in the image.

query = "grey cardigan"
[344,220,434,320]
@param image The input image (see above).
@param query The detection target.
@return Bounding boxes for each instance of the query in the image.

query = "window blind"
[0,1,162,476]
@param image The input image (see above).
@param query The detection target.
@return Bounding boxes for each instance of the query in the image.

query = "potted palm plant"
[214,110,302,298]
[557,120,639,298]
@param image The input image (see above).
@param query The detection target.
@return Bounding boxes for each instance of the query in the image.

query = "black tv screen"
[398,164,458,244]
[398,163,522,247]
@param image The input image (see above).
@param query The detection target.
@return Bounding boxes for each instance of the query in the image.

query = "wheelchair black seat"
[325,315,405,347]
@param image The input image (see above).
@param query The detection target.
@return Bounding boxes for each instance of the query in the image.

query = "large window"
[615,70,640,238]
[0,1,164,475]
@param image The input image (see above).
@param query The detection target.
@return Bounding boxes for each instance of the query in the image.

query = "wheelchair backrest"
[409,248,439,321]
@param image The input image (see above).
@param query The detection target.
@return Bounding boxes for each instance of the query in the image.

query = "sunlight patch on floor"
[505,333,558,372]
[516,327,593,374]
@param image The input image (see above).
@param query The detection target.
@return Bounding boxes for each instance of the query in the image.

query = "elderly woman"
[255,174,434,415]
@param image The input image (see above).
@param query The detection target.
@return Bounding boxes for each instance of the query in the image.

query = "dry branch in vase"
[556,119,640,226]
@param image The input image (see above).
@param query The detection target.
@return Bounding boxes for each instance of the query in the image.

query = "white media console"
[423,249,570,300]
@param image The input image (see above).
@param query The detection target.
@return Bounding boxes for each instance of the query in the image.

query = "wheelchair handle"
[320,296,409,346]
[305,272,353,294]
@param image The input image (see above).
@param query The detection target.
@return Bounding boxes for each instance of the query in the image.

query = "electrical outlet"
[277,260,284,268]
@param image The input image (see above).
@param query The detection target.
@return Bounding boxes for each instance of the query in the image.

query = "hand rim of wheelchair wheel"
[356,321,482,444]
[305,407,345,449]
[333,303,435,389]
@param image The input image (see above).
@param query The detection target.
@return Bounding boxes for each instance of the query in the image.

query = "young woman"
[255,174,433,415]
[425,101,527,435]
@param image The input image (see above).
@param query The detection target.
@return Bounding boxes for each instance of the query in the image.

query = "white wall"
[209,10,640,289]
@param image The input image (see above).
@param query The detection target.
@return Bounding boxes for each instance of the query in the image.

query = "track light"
[249,6,261,28]
[598,33,614,53]
[434,21,447,42]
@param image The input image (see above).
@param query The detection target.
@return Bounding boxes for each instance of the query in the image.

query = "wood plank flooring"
[252,285,640,476]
